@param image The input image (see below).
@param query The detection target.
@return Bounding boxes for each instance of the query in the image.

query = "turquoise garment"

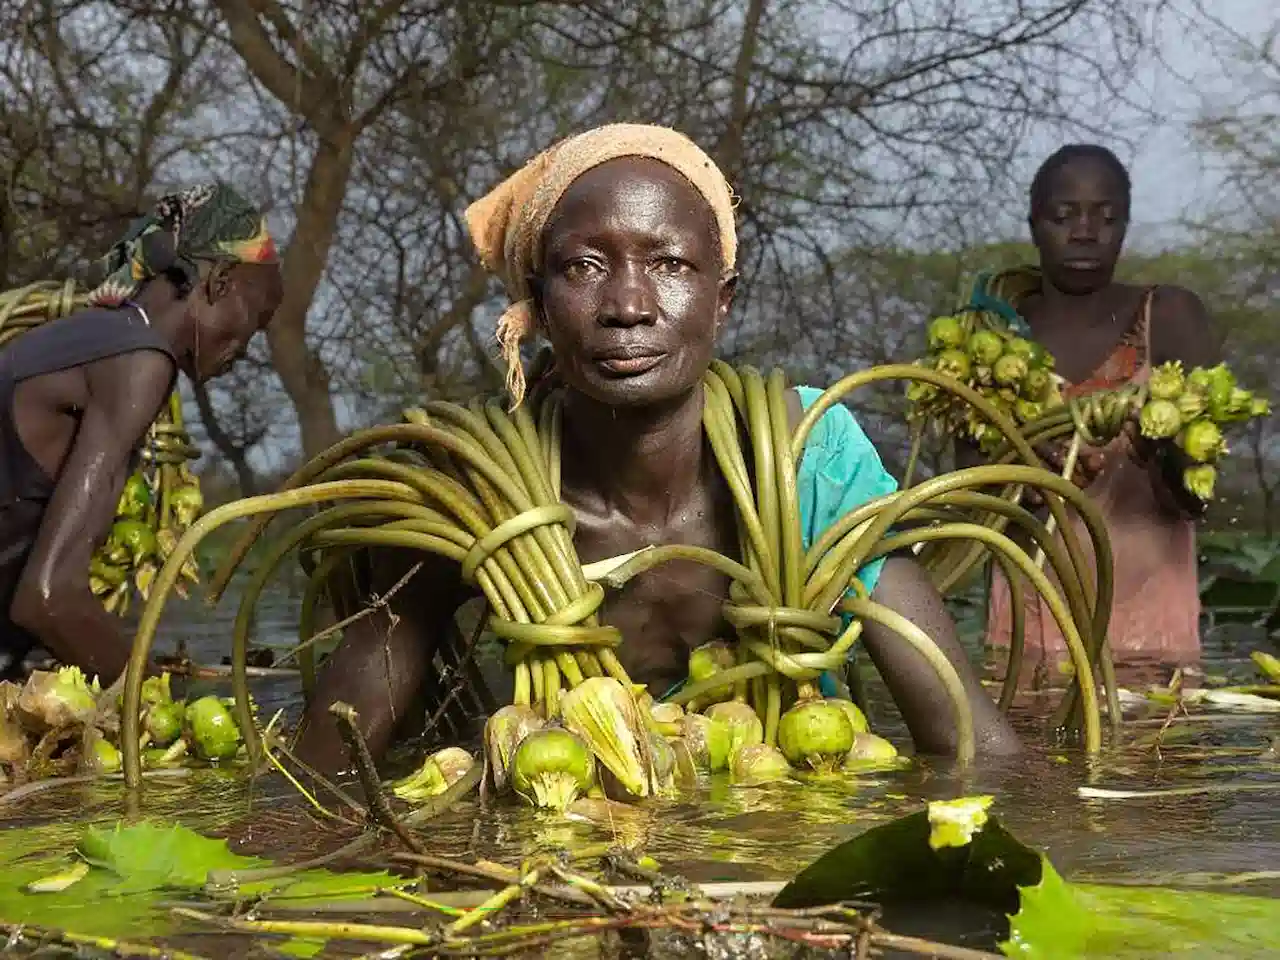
[658,386,899,701]
[792,386,900,696]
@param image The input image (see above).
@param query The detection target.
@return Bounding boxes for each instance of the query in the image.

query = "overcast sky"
[1031,0,1274,247]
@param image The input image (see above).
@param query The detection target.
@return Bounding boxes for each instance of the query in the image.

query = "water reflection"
[4,574,1279,901]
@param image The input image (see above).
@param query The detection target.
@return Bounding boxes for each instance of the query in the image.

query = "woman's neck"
[134,280,193,360]
[1032,276,1122,330]
[560,383,707,528]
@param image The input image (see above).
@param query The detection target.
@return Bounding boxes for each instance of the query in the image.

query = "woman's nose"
[599,263,656,327]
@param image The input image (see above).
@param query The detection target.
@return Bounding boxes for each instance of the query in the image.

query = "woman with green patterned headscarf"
[0,182,282,685]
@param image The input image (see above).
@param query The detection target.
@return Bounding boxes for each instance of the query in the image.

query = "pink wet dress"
[986,289,1202,682]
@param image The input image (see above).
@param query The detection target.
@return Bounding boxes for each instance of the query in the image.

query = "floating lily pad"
[774,796,1280,958]
[1,820,408,941]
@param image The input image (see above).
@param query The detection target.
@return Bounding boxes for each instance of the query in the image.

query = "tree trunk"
[267,137,352,456]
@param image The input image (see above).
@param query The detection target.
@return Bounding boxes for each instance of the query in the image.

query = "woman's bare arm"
[862,556,1019,757]
[292,549,464,774]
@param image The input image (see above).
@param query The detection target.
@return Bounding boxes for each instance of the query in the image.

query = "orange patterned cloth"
[987,288,1202,679]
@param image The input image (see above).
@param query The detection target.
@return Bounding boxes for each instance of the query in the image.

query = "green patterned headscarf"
[83,182,278,308]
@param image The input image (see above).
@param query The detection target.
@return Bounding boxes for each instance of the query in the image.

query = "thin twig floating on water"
[391,852,598,909]
[156,661,302,680]
[1080,782,1280,800]
[329,701,424,854]
[174,890,1006,959]
[0,922,208,960]
[260,727,367,817]
[0,767,191,806]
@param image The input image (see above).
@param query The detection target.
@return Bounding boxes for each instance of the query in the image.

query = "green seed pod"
[16,667,99,733]
[992,353,1029,387]
[648,732,678,795]
[927,314,969,351]
[511,728,596,811]
[1139,399,1182,440]
[1147,361,1185,401]
[1003,337,1036,361]
[82,733,121,775]
[145,701,185,747]
[704,701,764,756]
[484,704,544,794]
[649,702,684,725]
[1176,389,1206,421]
[845,732,900,765]
[183,696,242,762]
[1177,419,1226,464]
[1021,368,1052,402]
[1182,463,1216,501]
[1014,399,1044,424]
[170,485,204,528]
[825,698,869,735]
[966,330,1005,366]
[1200,363,1237,419]
[686,640,736,705]
[668,737,700,789]
[777,700,855,773]
[115,474,152,521]
[934,349,971,382]
[729,744,792,786]
[110,520,158,566]
[679,713,733,772]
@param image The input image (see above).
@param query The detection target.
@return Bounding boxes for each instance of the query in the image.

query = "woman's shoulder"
[1133,284,1218,367]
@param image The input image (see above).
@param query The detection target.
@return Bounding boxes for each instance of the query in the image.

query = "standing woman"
[970,145,1219,679]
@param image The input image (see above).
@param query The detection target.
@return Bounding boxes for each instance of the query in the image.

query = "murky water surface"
[2,572,1279,955]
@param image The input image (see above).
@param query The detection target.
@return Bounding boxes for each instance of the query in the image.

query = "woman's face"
[1030,156,1128,296]
[535,157,735,408]
[187,261,282,382]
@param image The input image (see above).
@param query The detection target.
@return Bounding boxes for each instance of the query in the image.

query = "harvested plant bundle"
[120,362,1116,792]
[0,282,204,615]
[909,311,1064,455]
[909,302,1269,732]
[0,667,243,785]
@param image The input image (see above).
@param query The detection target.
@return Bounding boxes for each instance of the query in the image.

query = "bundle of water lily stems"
[0,281,205,614]
[119,361,1113,794]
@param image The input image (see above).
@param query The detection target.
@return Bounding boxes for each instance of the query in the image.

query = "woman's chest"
[567,484,740,683]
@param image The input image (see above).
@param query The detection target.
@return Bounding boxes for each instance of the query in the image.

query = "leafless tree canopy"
[11,0,1274,531]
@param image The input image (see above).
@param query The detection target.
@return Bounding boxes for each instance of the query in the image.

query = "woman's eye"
[653,257,691,276]
[562,259,600,281]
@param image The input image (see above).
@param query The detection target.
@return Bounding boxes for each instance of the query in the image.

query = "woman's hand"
[1021,437,1107,508]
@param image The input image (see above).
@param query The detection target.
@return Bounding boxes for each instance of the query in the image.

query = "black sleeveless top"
[0,304,175,526]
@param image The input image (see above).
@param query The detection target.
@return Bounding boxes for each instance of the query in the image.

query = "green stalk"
[122,479,423,788]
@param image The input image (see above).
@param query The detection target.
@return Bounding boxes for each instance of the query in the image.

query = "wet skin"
[294,157,1018,772]
[961,155,1219,510]
[2,260,281,683]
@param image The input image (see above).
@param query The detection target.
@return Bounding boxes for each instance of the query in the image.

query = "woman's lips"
[597,353,666,376]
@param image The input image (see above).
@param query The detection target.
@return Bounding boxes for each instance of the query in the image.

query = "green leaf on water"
[1,819,411,943]
[774,796,1280,958]
[1005,861,1280,958]
[78,820,266,894]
